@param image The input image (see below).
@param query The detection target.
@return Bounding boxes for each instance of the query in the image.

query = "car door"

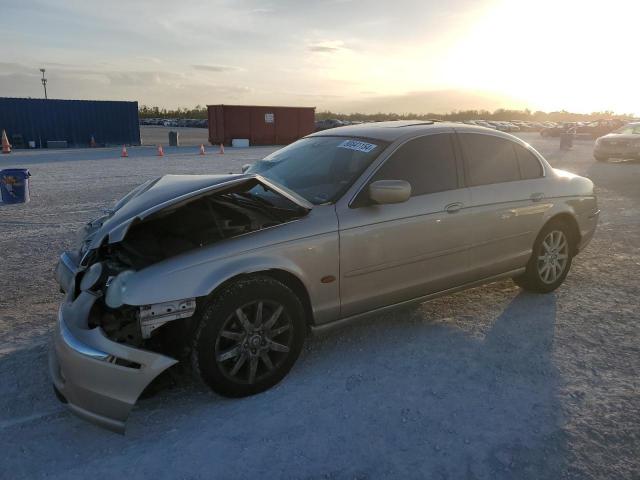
[336,133,473,318]
[457,132,550,279]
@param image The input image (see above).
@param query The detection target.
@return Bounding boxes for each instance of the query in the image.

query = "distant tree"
[141,106,633,122]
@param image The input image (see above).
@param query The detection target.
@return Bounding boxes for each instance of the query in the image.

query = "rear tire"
[191,276,306,397]
[594,155,607,162]
[513,220,574,293]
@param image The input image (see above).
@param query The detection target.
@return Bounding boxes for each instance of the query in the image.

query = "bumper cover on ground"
[49,291,178,433]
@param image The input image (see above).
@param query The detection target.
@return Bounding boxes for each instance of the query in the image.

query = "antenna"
[39,68,48,99]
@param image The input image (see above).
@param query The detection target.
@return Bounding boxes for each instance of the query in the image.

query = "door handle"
[530,192,545,202]
[445,202,463,214]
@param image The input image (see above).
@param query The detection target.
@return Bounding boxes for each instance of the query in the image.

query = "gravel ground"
[0,133,638,479]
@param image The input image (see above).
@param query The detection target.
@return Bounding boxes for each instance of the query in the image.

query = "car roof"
[307,120,508,142]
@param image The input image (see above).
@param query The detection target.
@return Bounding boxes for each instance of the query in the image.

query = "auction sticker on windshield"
[337,140,378,153]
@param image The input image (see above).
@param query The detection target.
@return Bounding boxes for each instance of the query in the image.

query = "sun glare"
[441,0,640,113]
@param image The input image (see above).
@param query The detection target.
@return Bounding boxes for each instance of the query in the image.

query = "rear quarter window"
[459,133,520,186]
[513,144,543,179]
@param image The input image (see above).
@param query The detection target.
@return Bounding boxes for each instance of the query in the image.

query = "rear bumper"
[49,291,177,433]
[576,208,599,253]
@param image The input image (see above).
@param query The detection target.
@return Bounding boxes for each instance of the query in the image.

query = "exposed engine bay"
[106,188,305,270]
[77,180,308,352]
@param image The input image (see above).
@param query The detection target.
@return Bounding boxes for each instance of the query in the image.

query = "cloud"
[192,64,242,73]
[308,45,341,53]
[325,89,528,115]
[307,41,348,53]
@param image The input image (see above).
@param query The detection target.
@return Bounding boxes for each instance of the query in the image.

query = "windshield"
[613,123,640,135]
[246,136,386,205]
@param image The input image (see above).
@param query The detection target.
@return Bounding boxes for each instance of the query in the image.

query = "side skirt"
[310,267,525,336]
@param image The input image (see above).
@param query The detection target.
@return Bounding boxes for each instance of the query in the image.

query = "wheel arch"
[543,212,581,255]
[200,268,316,328]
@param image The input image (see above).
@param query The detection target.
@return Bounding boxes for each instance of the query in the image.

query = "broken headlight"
[104,270,135,308]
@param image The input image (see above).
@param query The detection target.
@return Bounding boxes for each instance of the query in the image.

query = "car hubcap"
[537,230,569,284]
[214,300,293,384]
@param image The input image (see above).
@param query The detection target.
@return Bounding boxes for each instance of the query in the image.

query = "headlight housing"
[79,262,105,291]
[105,270,135,308]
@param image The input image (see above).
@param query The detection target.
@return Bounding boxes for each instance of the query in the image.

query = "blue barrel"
[0,168,31,204]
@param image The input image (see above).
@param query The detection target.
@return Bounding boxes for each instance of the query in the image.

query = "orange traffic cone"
[121,145,128,157]
[157,145,164,157]
[90,136,97,148]
[218,143,224,155]
[1,130,11,154]
[199,144,206,155]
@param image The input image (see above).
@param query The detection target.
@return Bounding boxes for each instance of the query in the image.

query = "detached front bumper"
[50,283,178,433]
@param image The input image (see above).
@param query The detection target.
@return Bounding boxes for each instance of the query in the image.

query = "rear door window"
[459,133,521,186]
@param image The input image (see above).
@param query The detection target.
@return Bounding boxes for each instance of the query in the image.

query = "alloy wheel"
[536,230,569,284]
[214,300,293,385]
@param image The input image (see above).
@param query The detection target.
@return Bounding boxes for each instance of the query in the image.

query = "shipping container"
[208,105,315,146]
[0,97,140,148]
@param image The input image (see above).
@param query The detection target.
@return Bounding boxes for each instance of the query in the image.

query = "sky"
[2,0,639,114]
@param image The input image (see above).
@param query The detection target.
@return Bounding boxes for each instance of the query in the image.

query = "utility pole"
[40,68,48,99]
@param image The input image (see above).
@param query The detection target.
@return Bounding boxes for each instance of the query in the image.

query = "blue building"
[0,97,140,148]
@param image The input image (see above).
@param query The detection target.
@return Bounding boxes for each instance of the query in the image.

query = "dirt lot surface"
[0,133,638,479]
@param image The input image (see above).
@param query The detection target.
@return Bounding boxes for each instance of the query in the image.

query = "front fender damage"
[52,174,312,432]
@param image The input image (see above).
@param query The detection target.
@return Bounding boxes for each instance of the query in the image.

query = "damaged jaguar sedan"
[51,122,599,432]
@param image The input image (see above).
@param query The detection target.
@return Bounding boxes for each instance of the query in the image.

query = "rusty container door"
[274,108,298,144]
[250,107,276,145]
[208,105,315,146]
[225,107,252,144]
[207,105,224,145]
[296,108,315,138]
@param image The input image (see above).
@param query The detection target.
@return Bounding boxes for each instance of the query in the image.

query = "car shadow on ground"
[0,288,570,479]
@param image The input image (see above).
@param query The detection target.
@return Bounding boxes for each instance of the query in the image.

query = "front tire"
[191,276,306,397]
[514,220,574,293]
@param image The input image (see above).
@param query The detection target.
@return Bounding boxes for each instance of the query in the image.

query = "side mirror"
[241,163,252,173]
[369,180,411,205]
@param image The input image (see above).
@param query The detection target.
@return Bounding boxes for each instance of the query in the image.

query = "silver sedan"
[50,121,599,432]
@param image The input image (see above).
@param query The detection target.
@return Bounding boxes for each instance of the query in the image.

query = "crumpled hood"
[83,173,312,254]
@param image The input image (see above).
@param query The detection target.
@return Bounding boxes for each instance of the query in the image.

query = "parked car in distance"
[486,121,507,131]
[473,120,494,129]
[576,119,625,139]
[315,119,346,131]
[51,121,599,433]
[540,122,575,137]
[593,121,640,161]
